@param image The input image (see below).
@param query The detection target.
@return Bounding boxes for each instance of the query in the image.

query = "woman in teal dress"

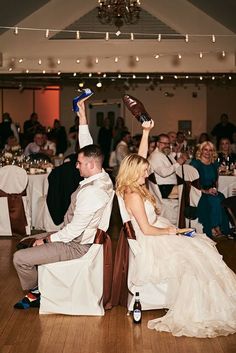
[191,141,230,238]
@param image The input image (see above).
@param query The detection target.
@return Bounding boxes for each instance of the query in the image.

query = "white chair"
[113,196,168,312]
[38,191,115,316]
[176,164,203,233]
[148,173,179,226]
[0,165,31,236]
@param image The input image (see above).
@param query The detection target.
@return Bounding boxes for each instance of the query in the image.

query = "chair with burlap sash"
[176,164,203,233]
[0,165,31,236]
[38,191,114,316]
[108,195,167,312]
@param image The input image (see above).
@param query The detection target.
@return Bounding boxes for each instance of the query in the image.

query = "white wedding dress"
[130,200,236,338]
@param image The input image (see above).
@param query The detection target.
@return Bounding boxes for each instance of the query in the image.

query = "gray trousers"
[13,233,90,291]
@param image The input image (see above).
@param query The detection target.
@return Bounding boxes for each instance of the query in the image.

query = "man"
[211,113,236,149]
[13,101,114,309]
[148,133,187,199]
[24,132,56,157]
[115,130,131,166]
[175,131,188,155]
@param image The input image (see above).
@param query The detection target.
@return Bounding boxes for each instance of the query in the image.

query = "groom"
[13,101,114,309]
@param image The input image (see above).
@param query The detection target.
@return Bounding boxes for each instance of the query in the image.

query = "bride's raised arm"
[138,120,154,158]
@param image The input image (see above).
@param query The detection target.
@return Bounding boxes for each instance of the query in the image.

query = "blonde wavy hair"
[195,141,218,163]
[116,154,159,214]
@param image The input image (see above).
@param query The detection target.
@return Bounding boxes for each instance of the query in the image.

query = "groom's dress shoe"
[72,88,94,112]
[123,94,151,123]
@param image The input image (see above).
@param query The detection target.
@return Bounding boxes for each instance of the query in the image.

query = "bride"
[115,120,236,338]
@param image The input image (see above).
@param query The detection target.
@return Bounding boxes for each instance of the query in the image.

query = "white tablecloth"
[27,173,49,228]
[218,175,236,198]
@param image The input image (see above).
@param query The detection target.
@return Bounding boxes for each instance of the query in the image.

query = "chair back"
[0,165,28,193]
[176,164,201,206]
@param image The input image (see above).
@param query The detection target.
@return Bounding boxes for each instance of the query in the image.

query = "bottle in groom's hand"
[122,94,151,123]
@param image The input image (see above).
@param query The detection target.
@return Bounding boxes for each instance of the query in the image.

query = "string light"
[114,56,119,63]
[199,52,203,59]
[118,74,121,78]
[76,59,80,64]
[43,70,46,74]
[133,74,136,79]
[95,57,99,64]
[57,59,61,65]
[178,54,182,59]
[18,58,23,63]
[1,25,236,41]
[160,75,164,80]
[73,72,77,76]
[38,59,42,65]
[154,54,159,59]
[103,73,106,77]
[135,56,140,62]
[222,50,226,57]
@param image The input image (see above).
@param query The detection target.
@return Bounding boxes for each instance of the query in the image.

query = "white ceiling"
[0,0,236,79]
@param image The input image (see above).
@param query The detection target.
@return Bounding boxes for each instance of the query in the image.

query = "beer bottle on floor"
[133,292,142,324]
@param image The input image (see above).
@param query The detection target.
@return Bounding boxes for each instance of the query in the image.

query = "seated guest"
[13,100,114,309]
[167,131,177,154]
[24,132,56,158]
[148,134,187,199]
[3,135,21,152]
[190,141,230,238]
[218,137,236,168]
[0,112,19,150]
[23,112,43,145]
[50,119,68,155]
[175,131,188,154]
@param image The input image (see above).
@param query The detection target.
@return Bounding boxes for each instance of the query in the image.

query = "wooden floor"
[1,202,236,353]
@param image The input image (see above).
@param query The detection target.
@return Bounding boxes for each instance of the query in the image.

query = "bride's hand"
[167,226,177,235]
[142,119,154,132]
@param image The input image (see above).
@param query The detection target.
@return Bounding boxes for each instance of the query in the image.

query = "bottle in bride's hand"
[122,94,151,123]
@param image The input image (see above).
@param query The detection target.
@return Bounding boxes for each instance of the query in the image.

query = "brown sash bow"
[0,189,27,235]
[93,228,113,309]
[177,174,200,228]
[107,221,136,308]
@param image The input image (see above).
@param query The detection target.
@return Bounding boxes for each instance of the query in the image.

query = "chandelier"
[97,0,141,29]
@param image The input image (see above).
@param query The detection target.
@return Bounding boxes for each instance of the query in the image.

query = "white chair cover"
[176,164,203,233]
[148,175,179,226]
[0,165,31,236]
[38,191,115,316]
[117,196,168,311]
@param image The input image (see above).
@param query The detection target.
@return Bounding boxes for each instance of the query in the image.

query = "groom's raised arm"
[76,101,93,148]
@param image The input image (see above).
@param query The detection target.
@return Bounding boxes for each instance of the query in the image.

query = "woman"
[191,141,230,238]
[116,121,236,338]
